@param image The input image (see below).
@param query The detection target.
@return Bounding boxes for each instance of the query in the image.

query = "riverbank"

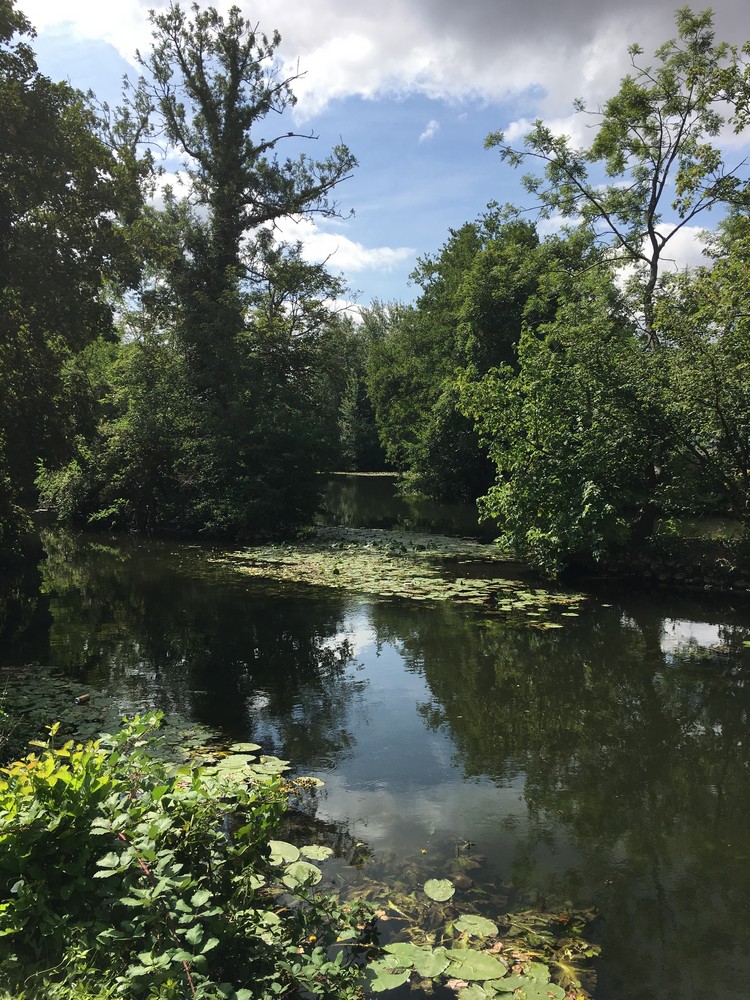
[580,530,750,594]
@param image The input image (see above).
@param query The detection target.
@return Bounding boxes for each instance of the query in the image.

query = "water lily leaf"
[214,754,253,771]
[508,983,565,1000]
[494,975,528,992]
[228,742,261,752]
[413,946,451,978]
[446,948,507,981]
[364,959,411,992]
[424,878,455,902]
[282,860,322,888]
[381,942,450,978]
[300,844,334,861]
[459,986,488,1000]
[524,962,551,984]
[268,840,300,864]
[383,942,425,968]
[253,755,290,773]
[454,914,498,937]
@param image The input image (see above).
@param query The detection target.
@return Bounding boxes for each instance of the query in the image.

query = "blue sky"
[21,0,750,307]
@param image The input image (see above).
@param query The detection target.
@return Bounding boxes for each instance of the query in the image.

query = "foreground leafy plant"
[0,715,374,999]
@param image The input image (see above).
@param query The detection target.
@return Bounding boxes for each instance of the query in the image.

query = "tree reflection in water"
[4,527,750,999]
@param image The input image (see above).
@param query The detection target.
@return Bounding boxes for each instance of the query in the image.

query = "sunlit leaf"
[364,958,411,992]
[445,948,507,980]
[299,844,333,861]
[424,878,455,902]
[282,860,322,888]
[268,840,300,864]
[454,914,498,937]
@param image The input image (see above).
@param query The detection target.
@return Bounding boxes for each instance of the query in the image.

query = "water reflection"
[318,473,497,539]
[3,528,750,999]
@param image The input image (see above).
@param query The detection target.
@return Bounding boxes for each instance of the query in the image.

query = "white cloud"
[654,225,710,273]
[503,113,590,148]
[22,0,148,67]
[274,217,414,274]
[419,119,440,143]
[23,0,750,124]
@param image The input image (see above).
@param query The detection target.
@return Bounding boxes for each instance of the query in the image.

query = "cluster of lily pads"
[0,664,216,765]
[351,870,597,999]
[214,527,588,628]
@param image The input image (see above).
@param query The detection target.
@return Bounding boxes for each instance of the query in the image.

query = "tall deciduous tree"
[0,0,138,557]
[486,7,749,345]
[39,3,358,538]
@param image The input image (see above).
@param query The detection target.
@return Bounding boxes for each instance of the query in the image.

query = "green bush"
[0,716,373,999]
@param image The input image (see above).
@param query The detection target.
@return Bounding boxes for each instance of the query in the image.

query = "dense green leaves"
[34,2,358,541]
[0,715,374,999]
[0,0,139,551]
[486,7,750,344]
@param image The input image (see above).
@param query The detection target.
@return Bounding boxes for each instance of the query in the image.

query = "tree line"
[364,6,750,574]
[2,2,750,576]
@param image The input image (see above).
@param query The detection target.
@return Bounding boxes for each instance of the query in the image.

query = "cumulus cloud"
[503,113,591,148]
[23,0,750,123]
[655,225,711,273]
[418,119,440,143]
[273,217,414,274]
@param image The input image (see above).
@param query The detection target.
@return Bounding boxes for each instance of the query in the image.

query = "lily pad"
[300,844,334,861]
[458,986,489,1000]
[365,959,411,993]
[214,753,254,771]
[446,948,507,981]
[454,914,499,937]
[268,840,300,864]
[424,878,456,902]
[282,860,323,888]
[381,942,450,978]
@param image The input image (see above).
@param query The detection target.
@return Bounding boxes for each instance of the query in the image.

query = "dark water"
[318,472,498,539]
[3,478,750,999]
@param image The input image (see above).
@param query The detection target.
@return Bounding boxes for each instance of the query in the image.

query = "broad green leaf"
[424,878,455,902]
[282,860,323,887]
[524,962,551,984]
[365,959,411,993]
[184,924,204,946]
[455,915,498,937]
[96,852,120,868]
[268,840,300,864]
[214,754,254,771]
[413,946,451,978]
[494,975,528,992]
[300,844,334,861]
[459,986,488,1000]
[191,888,211,907]
[446,948,507,980]
[509,983,565,1000]
[383,942,426,968]
[228,742,261,752]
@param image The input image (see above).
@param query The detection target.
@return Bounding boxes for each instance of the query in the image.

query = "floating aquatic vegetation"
[212,527,589,628]
[0,664,218,764]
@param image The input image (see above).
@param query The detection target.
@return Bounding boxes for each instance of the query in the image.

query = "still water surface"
[3,476,750,999]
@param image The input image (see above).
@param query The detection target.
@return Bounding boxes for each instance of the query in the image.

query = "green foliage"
[37,3,359,540]
[486,7,749,342]
[460,239,662,574]
[0,715,374,999]
[0,0,140,556]
[652,215,750,520]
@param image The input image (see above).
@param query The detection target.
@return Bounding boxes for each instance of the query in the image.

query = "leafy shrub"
[0,716,373,999]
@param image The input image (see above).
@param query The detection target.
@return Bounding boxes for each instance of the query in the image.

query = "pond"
[3,475,750,999]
